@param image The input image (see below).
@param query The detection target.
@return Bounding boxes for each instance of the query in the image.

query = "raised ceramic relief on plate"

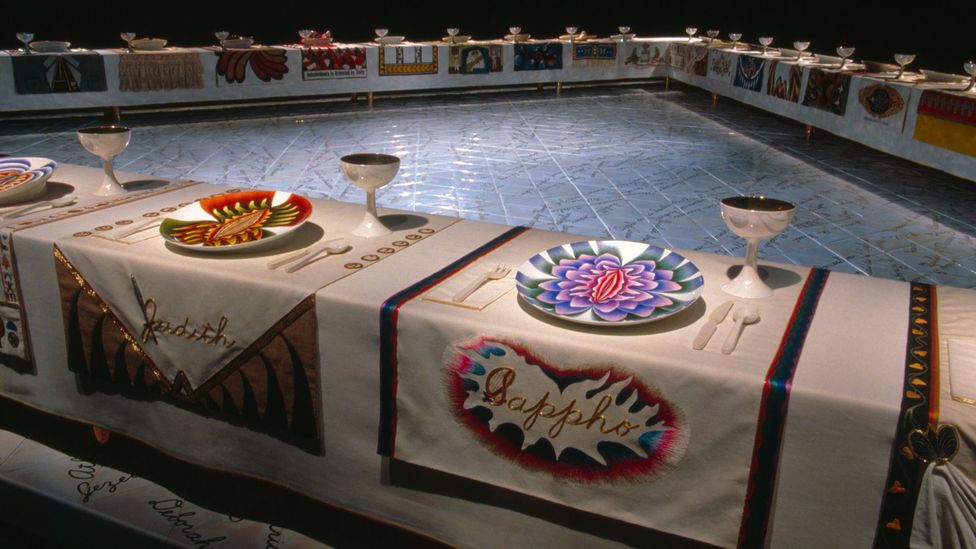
[160,190,312,252]
[516,240,703,325]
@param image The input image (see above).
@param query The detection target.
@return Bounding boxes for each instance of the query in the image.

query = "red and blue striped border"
[737,267,830,548]
[377,225,530,457]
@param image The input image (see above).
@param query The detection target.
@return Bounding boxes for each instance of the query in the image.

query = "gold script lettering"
[483,367,642,440]
[140,298,236,349]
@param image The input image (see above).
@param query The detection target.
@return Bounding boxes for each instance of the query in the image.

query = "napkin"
[948,338,976,404]
[422,262,516,310]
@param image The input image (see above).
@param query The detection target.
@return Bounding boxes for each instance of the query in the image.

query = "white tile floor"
[14,87,976,284]
[2,85,974,287]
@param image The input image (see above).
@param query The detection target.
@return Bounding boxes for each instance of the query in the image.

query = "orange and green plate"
[160,190,312,252]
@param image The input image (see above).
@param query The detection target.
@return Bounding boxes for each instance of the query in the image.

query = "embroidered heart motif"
[889,480,906,494]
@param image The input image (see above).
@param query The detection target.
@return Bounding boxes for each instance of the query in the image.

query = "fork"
[452,264,511,303]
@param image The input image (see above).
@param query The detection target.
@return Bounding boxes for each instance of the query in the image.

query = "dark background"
[6,0,971,73]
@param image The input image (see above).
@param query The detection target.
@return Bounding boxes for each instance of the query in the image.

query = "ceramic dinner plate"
[131,38,168,51]
[30,41,71,53]
[516,240,704,326]
[0,157,57,205]
[160,190,312,253]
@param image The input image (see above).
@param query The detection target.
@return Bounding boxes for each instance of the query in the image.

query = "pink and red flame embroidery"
[446,337,687,482]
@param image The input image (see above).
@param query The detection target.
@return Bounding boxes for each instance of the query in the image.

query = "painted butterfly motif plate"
[160,190,312,253]
[516,240,704,326]
[0,157,57,205]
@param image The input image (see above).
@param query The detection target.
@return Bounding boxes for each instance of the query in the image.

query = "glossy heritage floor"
[2,84,974,287]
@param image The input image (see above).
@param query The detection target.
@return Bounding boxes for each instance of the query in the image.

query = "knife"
[692,300,734,350]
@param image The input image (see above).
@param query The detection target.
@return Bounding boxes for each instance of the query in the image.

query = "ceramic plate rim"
[516,239,704,326]
[159,190,312,253]
[0,157,57,204]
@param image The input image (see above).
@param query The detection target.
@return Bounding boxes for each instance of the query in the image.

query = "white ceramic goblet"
[340,153,400,238]
[793,41,810,61]
[836,46,855,69]
[759,36,774,55]
[729,32,742,50]
[619,26,630,35]
[706,30,719,45]
[893,53,915,79]
[16,32,33,54]
[965,61,976,92]
[509,26,521,42]
[375,28,389,40]
[77,126,131,196]
[120,32,136,52]
[720,196,796,299]
[685,27,698,42]
[566,26,578,41]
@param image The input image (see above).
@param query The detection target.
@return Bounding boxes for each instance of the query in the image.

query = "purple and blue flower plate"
[516,240,704,326]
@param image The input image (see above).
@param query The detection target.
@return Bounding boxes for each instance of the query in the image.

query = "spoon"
[722,304,760,355]
[283,238,351,273]
[2,194,78,220]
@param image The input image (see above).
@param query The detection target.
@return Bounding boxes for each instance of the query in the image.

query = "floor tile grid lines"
[510,100,617,238]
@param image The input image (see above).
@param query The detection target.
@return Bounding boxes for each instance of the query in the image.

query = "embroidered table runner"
[10,51,108,94]
[0,168,198,373]
[208,47,290,86]
[367,223,880,548]
[53,186,459,452]
[883,284,976,548]
[912,90,976,157]
[300,44,367,80]
[117,49,205,92]
[377,44,438,76]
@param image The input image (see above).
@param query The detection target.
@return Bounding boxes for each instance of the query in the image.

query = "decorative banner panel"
[513,43,563,71]
[55,248,323,454]
[666,42,691,72]
[913,90,976,157]
[571,42,617,67]
[214,48,289,87]
[801,68,852,116]
[688,45,708,76]
[733,55,766,92]
[11,52,108,94]
[707,50,734,82]
[622,42,667,68]
[119,52,204,92]
[378,45,438,76]
[446,338,688,481]
[844,78,908,131]
[301,46,367,80]
[448,45,503,74]
[766,60,802,103]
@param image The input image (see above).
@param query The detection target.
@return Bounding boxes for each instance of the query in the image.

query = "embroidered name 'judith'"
[140,298,236,348]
